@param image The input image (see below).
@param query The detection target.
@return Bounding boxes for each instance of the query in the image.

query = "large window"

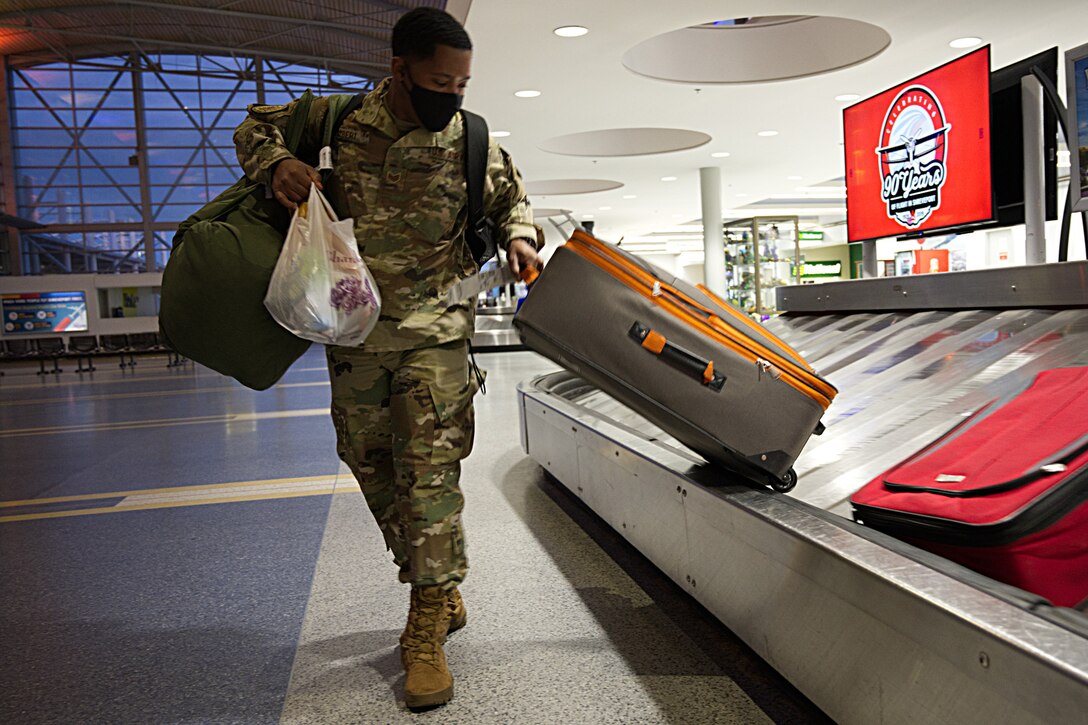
[8,53,375,274]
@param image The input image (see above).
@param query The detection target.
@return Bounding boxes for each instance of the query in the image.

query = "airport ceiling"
[0,0,447,77]
[2,0,1087,250]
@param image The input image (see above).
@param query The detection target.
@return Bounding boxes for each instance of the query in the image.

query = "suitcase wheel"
[769,468,797,493]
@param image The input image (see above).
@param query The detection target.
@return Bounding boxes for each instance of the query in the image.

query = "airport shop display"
[723,216,800,316]
[513,230,837,492]
[851,367,1088,607]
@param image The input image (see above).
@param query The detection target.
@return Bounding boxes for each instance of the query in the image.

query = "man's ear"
[390,56,408,83]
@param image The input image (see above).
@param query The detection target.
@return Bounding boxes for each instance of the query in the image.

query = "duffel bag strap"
[284,90,315,156]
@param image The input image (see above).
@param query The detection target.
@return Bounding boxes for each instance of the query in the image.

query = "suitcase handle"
[629,322,726,392]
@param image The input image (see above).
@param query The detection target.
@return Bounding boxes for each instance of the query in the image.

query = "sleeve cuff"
[503,223,539,250]
[255,148,296,186]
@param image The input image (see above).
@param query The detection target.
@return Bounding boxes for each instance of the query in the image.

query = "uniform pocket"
[424,343,477,464]
[384,146,466,243]
[427,381,475,465]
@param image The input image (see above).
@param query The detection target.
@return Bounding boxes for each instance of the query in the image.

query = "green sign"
[799,230,825,241]
[793,260,842,278]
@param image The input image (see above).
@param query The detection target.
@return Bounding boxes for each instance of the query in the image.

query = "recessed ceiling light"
[623,194,637,199]
[757,130,778,137]
[490,130,511,138]
[514,89,541,98]
[835,93,860,102]
[583,214,595,219]
[711,151,731,158]
[599,206,612,211]
[949,37,982,49]
[787,175,803,181]
[661,176,678,182]
[554,26,589,38]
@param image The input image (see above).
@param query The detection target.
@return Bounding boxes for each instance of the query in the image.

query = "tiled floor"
[0,348,829,724]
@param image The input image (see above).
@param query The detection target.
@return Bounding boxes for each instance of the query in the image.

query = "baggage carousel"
[517,261,1088,724]
[471,304,525,351]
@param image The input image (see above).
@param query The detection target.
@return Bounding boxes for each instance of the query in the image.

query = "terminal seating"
[0,339,38,376]
[34,337,66,375]
[99,334,136,368]
[67,335,101,372]
[0,333,188,375]
[0,338,66,375]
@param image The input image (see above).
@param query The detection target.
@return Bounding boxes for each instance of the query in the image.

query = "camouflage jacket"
[233,78,538,351]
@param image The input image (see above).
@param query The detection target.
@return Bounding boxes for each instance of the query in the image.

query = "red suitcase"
[850,367,1088,607]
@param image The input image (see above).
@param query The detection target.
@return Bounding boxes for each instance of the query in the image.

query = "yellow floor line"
[0,408,329,438]
[0,369,327,391]
[0,474,344,508]
[113,480,339,507]
[0,380,330,407]
[0,487,356,523]
[0,371,215,391]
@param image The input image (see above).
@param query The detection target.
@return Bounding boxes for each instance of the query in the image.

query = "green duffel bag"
[160,91,363,390]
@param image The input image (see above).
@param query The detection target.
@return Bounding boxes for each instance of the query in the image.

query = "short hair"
[392,8,472,61]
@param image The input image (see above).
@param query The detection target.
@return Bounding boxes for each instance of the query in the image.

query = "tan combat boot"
[400,586,454,708]
[447,586,467,634]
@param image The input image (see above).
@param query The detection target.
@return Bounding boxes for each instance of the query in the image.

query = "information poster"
[2,291,89,334]
[1075,54,1088,208]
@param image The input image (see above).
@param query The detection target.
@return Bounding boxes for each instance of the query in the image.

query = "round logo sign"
[875,85,951,229]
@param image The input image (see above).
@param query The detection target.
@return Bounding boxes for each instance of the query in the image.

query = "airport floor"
[0,346,832,724]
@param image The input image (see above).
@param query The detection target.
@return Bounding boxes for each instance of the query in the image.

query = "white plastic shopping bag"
[265,183,381,346]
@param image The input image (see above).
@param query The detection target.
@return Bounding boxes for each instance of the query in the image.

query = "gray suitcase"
[513,230,837,492]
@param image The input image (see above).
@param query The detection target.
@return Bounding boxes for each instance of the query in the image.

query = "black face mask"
[404,68,463,133]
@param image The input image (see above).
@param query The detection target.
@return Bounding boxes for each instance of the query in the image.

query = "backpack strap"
[461,109,497,266]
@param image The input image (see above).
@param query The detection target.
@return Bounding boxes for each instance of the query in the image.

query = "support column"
[255,56,266,104]
[1022,75,1046,265]
[0,56,22,275]
[862,240,878,277]
[700,167,726,296]
[130,54,157,271]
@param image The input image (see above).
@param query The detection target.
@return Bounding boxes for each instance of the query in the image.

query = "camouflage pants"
[326,339,477,590]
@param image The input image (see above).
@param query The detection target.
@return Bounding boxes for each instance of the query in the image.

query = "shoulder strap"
[318,92,366,178]
[461,109,497,266]
[323,92,366,149]
[283,90,314,155]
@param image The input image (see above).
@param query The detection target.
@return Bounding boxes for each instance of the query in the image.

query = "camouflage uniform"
[234,78,537,589]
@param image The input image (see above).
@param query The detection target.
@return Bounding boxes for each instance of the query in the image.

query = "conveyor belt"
[472,306,524,350]
[517,263,1088,725]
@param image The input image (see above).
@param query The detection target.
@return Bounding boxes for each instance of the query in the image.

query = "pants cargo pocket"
[428,377,476,465]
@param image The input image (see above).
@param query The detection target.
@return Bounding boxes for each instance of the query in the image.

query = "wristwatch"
[512,236,538,251]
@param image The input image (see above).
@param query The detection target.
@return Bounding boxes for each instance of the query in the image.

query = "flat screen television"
[1068,42,1088,213]
[988,48,1058,226]
[1,291,89,334]
[844,47,994,243]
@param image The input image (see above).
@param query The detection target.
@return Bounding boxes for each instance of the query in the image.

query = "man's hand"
[507,238,541,277]
[272,158,321,211]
